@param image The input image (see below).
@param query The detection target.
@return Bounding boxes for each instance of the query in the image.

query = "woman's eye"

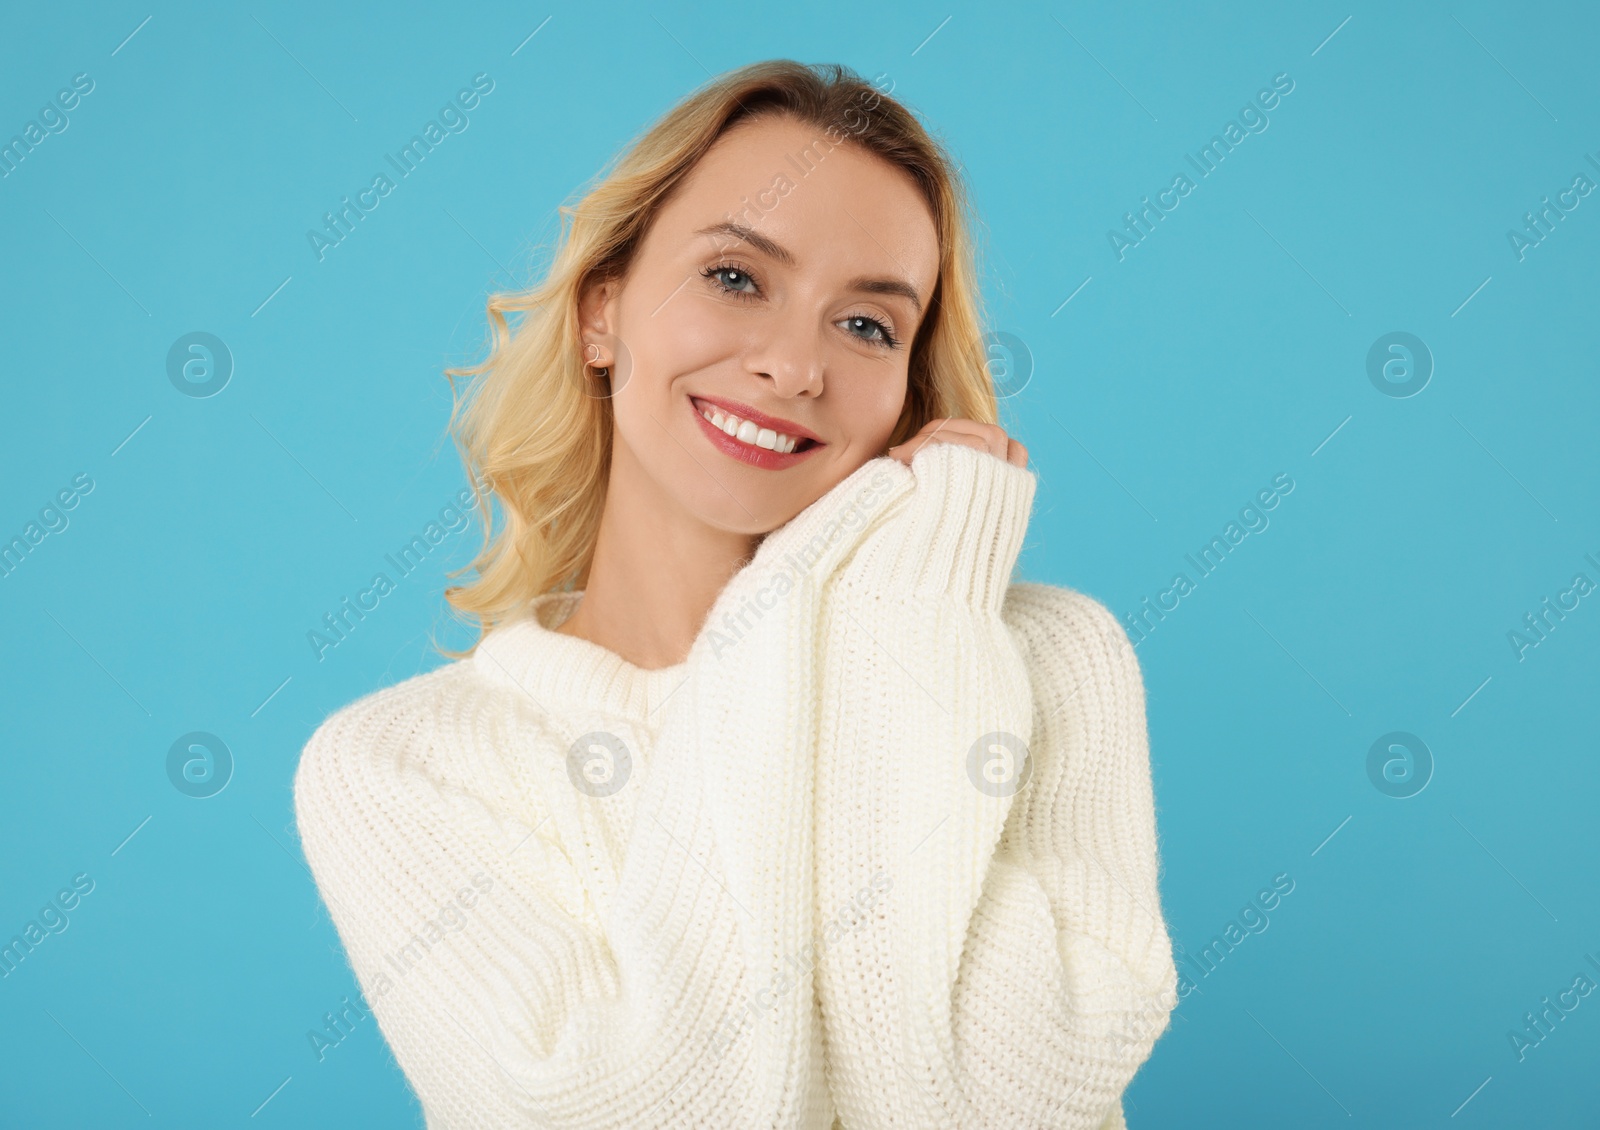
[703,264,900,349]
[704,265,757,295]
[842,314,900,349]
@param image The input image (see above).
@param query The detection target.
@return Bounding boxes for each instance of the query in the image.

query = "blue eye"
[702,264,758,296]
[843,314,900,349]
[701,262,903,349]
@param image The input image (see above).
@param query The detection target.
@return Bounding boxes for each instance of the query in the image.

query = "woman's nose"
[747,313,825,397]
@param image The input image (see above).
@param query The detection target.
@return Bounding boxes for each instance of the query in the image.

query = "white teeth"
[697,400,804,454]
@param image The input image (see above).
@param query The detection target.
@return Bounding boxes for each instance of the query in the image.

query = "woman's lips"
[690,394,822,444]
[688,394,824,470]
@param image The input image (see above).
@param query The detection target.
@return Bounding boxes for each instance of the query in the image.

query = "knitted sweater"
[293,441,1178,1129]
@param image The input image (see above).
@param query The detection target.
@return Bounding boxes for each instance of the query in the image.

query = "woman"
[295,59,1177,1129]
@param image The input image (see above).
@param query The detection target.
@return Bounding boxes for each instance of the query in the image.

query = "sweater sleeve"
[811,441,1178,1129]
[293,454,919,1130]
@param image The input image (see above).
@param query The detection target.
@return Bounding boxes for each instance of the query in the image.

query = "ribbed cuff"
[837,442,1037,613]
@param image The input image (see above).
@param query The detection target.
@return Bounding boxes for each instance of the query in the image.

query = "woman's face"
[581,112,940,537]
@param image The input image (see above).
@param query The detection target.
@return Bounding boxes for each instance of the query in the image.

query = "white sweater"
[294,441,1178,1129]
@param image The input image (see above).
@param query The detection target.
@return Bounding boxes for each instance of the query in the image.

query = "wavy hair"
[439,59,1002,657]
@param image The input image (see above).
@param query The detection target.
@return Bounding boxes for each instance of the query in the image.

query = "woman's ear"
[577,276,616,350]
[576,274,633,394]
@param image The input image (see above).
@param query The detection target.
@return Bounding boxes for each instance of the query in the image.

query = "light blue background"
[3,0,1596,1125]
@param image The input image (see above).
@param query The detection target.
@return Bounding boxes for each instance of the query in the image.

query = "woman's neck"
[555,444,757,671]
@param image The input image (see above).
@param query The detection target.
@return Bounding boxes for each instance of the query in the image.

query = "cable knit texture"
[294,441,1177,1129]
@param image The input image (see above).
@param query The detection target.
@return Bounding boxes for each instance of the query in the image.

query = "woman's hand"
[886,418,1029,469]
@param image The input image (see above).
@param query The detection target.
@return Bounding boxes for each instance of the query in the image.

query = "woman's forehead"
[653,118,939,291]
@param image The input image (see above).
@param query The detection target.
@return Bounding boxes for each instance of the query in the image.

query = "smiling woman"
[293,58,1177,1130]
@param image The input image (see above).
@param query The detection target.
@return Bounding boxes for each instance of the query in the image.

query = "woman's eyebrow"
[694,220,923,313]
[697,221,795,265]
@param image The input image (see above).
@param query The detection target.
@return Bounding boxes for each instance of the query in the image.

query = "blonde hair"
[440,59,1002,657]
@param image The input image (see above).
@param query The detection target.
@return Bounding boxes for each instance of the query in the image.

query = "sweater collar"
[470,590,693,727]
